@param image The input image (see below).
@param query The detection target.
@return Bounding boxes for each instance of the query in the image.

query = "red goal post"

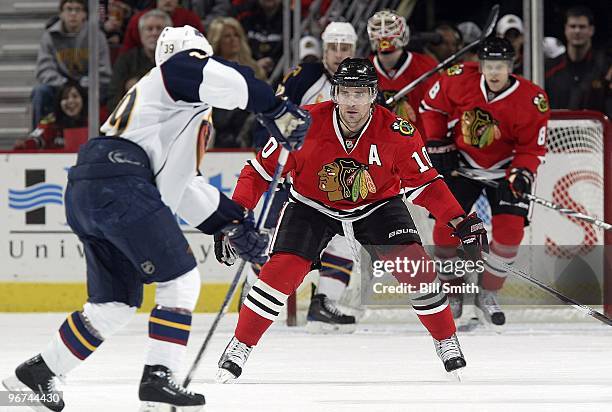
[285,110,611,326]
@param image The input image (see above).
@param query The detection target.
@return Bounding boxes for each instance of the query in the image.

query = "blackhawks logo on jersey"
[446,64,464,76]
[532,93,549,113]
[461,107,501,148]
[390,118,415,137]
[318,158,377,202]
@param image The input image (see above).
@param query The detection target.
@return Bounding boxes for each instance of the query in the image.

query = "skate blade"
[450,369,463,382]
[215,368,237,384]
[139,401,203,412]
[2,375,55,412]
[305,321,356,334]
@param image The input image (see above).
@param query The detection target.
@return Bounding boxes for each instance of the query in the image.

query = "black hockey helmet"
[478,36,515,61]
[332,58,378,87]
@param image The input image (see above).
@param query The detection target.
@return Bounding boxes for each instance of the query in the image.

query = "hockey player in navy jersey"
[2,26,310,412]
[241,22,360,333]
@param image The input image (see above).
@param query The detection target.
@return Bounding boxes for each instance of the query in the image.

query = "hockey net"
[286,110,611,325]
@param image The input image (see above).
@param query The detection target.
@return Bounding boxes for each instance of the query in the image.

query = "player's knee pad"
[378,242,438,286]
[258,252,312,295]
[492,214,524,246]
[155,267,201,312]
[82,301,136,340]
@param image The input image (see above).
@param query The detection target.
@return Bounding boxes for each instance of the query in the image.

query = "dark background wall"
[407,0,610,49]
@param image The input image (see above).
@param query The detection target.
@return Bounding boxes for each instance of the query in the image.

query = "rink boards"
[0,152,252,312]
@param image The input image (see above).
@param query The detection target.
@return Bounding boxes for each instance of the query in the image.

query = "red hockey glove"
[452,213,489,261]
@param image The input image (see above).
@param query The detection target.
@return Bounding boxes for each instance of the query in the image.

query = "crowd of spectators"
[15,1,610,151]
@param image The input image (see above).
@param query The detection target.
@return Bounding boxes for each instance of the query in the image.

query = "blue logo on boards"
[8,183,63,211]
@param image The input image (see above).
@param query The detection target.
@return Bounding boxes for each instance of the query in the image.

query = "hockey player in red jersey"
[420,37,550,325]
[215,58,490,382]
[367,9,439,131]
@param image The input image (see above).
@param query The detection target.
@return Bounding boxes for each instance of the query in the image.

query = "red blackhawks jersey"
[372,51,439,132]
[420,62,550,174]
[233,101,464,224]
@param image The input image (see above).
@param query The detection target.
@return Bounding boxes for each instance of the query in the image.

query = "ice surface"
[1,313,612,412]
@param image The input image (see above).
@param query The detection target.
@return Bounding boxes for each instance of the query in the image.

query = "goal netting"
[286,110,611,325]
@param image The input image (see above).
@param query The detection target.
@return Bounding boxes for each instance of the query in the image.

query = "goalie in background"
[2,25,309,412]
[419,36,550,326]
[367,9,440,132]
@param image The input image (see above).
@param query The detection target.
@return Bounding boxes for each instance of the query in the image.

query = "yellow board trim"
[67,314,97,352]
[149,316,191,331]
[0,283,241,313]
[321,262,352,276]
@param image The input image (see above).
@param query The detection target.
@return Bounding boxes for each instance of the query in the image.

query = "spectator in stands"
[102,0,133,46]
[545,6,610,115]
[191,0,231,28]
[32,0,112,127]
[299,35,321,63]
[15,81,87,150]
[457,21,481,62]
[108,9,171,110]
[496,14,524,75]
[425,23,462,62]
[119,0,204,55]
[207,16,264,147]
[233,0,283,76]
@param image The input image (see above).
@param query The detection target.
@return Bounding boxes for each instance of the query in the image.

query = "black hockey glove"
[214,232,237,266]
[498,168,534,203]
[257,97,311,151]
[452,212,489,262]
[426,140,459,179]
[220,211,270,266]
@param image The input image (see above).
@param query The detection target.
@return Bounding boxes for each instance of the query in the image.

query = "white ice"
[1,313,612,412]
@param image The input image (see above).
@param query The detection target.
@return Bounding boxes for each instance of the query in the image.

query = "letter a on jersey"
[368,144,382,166]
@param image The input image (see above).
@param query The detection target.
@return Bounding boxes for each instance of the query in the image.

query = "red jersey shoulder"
[410,51,438,71]
[513,75,550,114]
[302,100,333,114]
[372,105,419,142]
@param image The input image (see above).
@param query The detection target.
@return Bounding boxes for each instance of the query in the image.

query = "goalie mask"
[331,58,378,105]
[367,10,410,53]
[155,25,214,66]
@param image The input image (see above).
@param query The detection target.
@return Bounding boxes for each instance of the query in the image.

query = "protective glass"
[332,86,376,105]
[480,60,513,76]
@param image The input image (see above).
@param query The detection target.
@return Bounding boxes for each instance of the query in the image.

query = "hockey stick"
[482,251,612,326]
[179,147,289,393]
[452,168,612,231]
[386,4,500,105]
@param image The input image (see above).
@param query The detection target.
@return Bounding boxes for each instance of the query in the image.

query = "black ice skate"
[138,365,205,412]
[475,289,506,325]
[2,354,65,411]
[216,337,253,383]
[306,293,356,334]
[433,333,467,376]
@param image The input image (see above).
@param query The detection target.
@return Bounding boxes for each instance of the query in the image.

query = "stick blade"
[482,4,500,38]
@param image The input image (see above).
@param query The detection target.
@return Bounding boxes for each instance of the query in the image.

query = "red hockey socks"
[481,214,523,291]
[417,305,456,340]
[235,253,311,346]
